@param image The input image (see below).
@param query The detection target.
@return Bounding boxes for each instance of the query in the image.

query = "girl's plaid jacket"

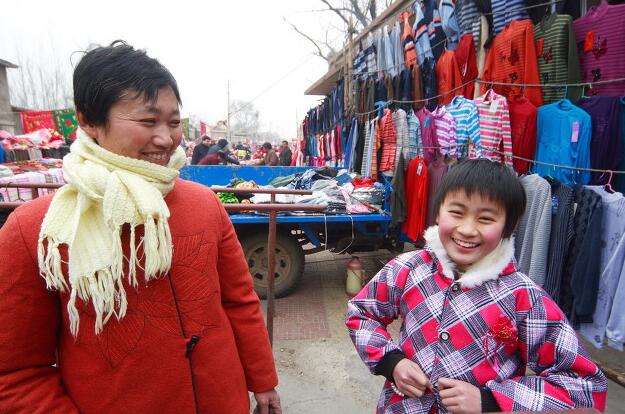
[346,226,607,413]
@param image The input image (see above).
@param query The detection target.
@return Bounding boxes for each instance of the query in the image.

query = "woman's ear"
[76,111,99,141]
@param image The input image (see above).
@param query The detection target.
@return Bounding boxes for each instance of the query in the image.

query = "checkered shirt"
[346,249,607,414]
[406,110,423,160]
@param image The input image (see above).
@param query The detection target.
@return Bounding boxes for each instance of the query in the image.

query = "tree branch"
[320,0,351,27]
[283,17,329,61]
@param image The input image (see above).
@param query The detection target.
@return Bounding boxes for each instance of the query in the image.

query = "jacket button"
[451,283,460,292]
[439,330,450,341]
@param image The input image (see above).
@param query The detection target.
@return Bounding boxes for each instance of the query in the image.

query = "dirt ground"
[258,249,625,414]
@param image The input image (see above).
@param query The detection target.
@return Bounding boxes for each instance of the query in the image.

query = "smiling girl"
[346,159,607,414]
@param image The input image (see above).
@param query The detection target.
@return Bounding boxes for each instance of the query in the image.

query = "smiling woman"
[0,41,281,414]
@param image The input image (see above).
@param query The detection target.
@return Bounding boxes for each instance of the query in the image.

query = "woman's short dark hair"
[262,142,272,150]
[432,159,526,238]
[73,40,181,126]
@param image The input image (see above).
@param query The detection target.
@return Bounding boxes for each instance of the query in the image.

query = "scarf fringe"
[38,237,68,292]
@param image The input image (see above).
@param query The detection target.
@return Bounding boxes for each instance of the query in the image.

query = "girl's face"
[437,190,507,272]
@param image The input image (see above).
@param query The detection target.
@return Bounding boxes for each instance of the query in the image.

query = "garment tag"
[584,31,594,52]
[537,39,544,57]
[489,99,498,114]
[425,116,431,128]
[571,121,579,143]
[417,163,423,175]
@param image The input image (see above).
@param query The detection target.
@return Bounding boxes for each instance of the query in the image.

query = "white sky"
[0,0,347,139]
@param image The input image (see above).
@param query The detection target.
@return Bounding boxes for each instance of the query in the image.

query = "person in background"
[0,41,281,414]
[191,134,211,164]
[261,142,278,166]
[278,140,292,166]
[346,159,607,414]
[198,138,240,165]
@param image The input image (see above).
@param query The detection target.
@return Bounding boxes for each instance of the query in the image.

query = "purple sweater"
[577,96,624,184]
[574,2,625,96]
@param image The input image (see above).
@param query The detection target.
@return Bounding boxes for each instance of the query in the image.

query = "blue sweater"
[534,99,591,185]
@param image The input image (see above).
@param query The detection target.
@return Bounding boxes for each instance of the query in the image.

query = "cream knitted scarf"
[38,128,186,335]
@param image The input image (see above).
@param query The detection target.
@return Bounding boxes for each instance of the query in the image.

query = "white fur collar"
[423,226,515,288]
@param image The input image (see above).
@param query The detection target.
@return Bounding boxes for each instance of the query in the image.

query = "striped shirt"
[361,119,372,177]
[446,96,481,158]
[379,109,398,173]
[392,109,409,168]
[574,2,625,97]
[474,90,513,167]
[406,109,423,160]
[364,33,378,80]
[533,14,582,103]
[431,106,457,158]
[401,11,417,68]
[492,0,529,35]
[440,0,460,50]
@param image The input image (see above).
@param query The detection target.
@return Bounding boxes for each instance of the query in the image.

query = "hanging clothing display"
[580,187,625,350]
[430,106,457,158]
[435,50,463,105]
[481,19,543,107]
[574,2,625,97]
[446,96,481,158]
[401,11,417,69]
[543,178,575,301]
[474,90,513,167]
[576,96,624,184]
[19,111,56,134]
[454,34,478,99]
[515,174,552,287]
[492,0,529,36]
[508,95,537,174]
[402,157,429,241]
[534,99,591,185]
[533,13,582,103]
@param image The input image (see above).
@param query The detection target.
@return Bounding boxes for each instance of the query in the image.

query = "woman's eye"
[140,119,156,125]
[169,120,181,127]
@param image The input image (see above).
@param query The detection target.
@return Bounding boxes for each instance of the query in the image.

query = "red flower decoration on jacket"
[491,315,518,354]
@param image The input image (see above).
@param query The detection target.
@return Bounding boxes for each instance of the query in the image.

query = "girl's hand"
[392,358,432,397]
[438,377,481,414]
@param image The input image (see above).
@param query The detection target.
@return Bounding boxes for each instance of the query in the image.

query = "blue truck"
[181,165,402,298]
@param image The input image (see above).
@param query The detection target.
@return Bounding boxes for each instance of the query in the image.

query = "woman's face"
[84,87,182,166]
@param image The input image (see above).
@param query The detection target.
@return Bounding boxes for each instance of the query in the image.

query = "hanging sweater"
[492,0,529,36]
[576,97,624,184]
[406,109,422,161]
[392,109,409,168]
[543,178,575,301]
[440,0,460,50]
[474,90,513,167]
[402,157,429,241]
[574,2,625,97]
[454,33,478,99]
[436,50,463,105]
[533,13,582,103]
[508,96,537,174]
[446,96,481,159]
[431,106,457,158]
[413,0,447,62]
[534,99,592,185]
[401,11,417,69]
[481,19,543,107]
[580,187,625,349]
[559,186,603,324]
[515,174,552,287]
[379,109,398,174]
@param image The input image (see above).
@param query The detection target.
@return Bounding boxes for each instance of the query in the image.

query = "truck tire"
[240,232,304,299]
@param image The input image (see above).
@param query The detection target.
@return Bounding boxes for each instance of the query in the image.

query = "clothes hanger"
[600,170,616,193]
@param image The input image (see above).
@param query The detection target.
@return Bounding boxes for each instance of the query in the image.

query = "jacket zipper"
[168,273,201,414]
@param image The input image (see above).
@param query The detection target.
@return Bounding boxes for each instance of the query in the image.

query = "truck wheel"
[240,232,304,299]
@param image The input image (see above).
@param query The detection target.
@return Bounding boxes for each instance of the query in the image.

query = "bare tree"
[230,99,260,138]
[8,46,73,110]
[284,0,389,62]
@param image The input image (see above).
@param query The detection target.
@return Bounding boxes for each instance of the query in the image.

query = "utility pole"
[227,80,231,141]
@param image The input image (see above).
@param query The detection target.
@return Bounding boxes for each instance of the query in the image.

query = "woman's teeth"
[453,238,478,248]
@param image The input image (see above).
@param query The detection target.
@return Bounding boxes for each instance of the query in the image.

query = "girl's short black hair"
[432,159,527,238]
[73,40,181,126]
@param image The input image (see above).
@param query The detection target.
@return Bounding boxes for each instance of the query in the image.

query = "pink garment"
[430,106,457,158]
[415,108,439,165]
[474,90,513,167]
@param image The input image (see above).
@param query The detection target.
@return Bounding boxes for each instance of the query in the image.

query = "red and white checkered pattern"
[346,248,607,413]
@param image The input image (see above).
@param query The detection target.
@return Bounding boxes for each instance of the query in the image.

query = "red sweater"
[508,96,538,174]
[0,179,278,413]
